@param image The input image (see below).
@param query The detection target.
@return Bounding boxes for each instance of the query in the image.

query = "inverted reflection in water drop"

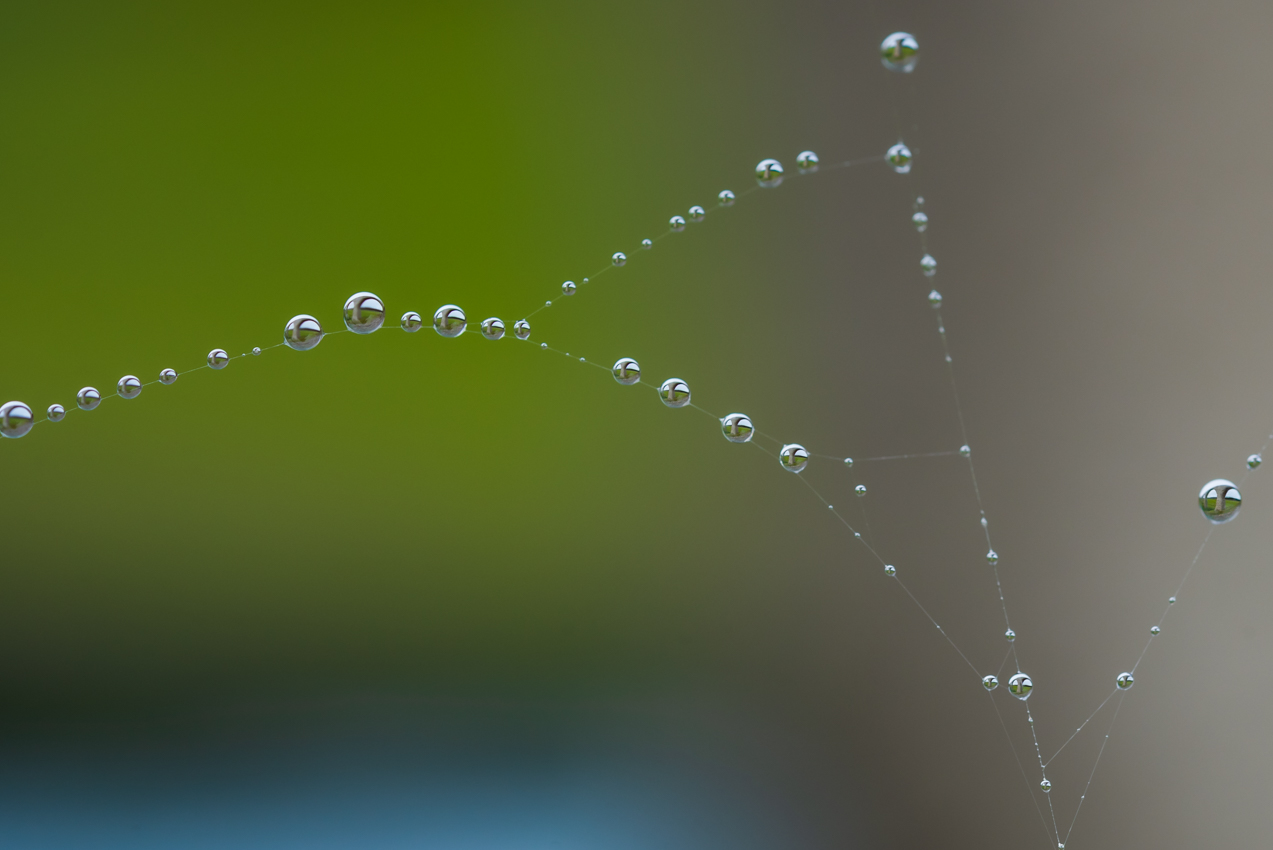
[160,369,178,384]
[562,281,576,296]
[513,320,531,341]
[434,305,467,338]
[284,315,324,351]
[779,443,809,473]
[343,292,385,334]
[720,413,753,443]
[1198,478,1241,523]
[612,252,626,267]
[1007,673,1033,700]
[117,376,142,399]
[796,150,819,173]
[718,189,735,206]
[880,32,919,72]
[612,358,640,385]
[669,215,686,233]
[755,158,784,188]
[688,205,705,222]
[208,349,229,369]
[912,211,928,232]
[659,378,690,408]
[887,143,912,174]
[921,254,937,276]
[401,311,423,332]
[47,404,65,422]
[77,387,101,411]
[0,401,34,438]
[982,675,999,691]
[1116,672,1135,690]
[481,318,505,340]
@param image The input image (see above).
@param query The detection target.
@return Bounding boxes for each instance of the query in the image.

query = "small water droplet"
[982,675,998,691]
[160,369,177,385]
[47,403,65,422]
[1008,672,1033,700]
[545,300,552,307]
[887,143,912,174]
[540,343,547,350]
[755,158,784,187]
[1169,596,1176,604]
[658,378,691,408]
[986,549,999,565]
[796,150,819,173]
[779,443,809,473]
[401,311,423,332]
[929,290,942,308]
[0,401,35,438]
[252,347,261,355]
[641,238,652,249]
[579,357,585,362]
[1150,626,1161,635]
[885,564,897,577]
[880,32,919,72]
[562,280,577,296]
[721,413,754,443]
[77,387,101,411]
[1198,478,1241,524]
[612,252,626,266]
[944,354,952,362]
[433,305,467,337]
[582,278,589,284]
[1248,454,1262,469]
[855,484,867,497]
[1040,778,1051,793]
[481,318,505,340]
[960,444,971,457]
[1005,628,1016,642]
[208,349,229,369]
[514,320,531,341]
[669,215,686,232]
[117,376,142,399]
[718,189,735,206]
[853,531,861,539]
[912,211,929,232]
[343,292,385,334]
[920,254,937,276]
[980,517,988,528]
[612,358,640,385]
[284,315,324,351]
[1116,672,1135,690]
[843,457,854,467]
[688,205,705,222]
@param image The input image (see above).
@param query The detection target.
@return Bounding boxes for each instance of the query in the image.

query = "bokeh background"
[2,1,1272,847]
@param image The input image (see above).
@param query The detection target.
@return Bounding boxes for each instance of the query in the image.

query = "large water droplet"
[982,675,999,691]
[1008,673,1033,700]
[207,349,229,369]
[669,215,686,232]
[46,403,65,422]
[796,150,819,173]
[513,320,531,341]
[561,281,577,296]
[921,254,937,276]
[718,189,735,206]
[721,413,753,443]
[1116,672,1135,690]
[401,311,423,332]
[855,484,867,497]
[434,305,467,337]
[284,315,324,351]
[481,318,505,340]
[912,211,929,232]
[160,369,178,384]
[755,158,784,188]
[0,401,35,438]
[659,378,690,408]
[880,32,919,72]
[77,387,101,411]
[612,252,626,267]
[780,443,809,473]
[612,358,640,385]
[1198,478,1241,523]
[887,143,912,173]
[117,376,142,399]
[343,292,385,334]
[688,205,705,222]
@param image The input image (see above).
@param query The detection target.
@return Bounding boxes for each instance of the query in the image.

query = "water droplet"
[252,347,262,356]
[855,484,867,497]
[343,292,385,334]
[1150,626,1161,635]
[1168,596,1176,604]
[982,675,999,691]
[641,238,652,249]
[944,354,952,362]
[721,413,754,443]
[47,403,65,422]
[0,401,34,438]
[980,517,988,528]
[1116,672,1135,690]
[561,280,576,296]
[481,318,505,340]
[608,357,641,385]
[284,315,324,351]
[1248,453,1262,469]
[160,369,177,385]
[928,290,942,308]
[612,252,626,266]
[401,311,423,332]
[854,532,861,538]
[1005,628,1016,642]
[1007,672,1033,700]
[986,549,999,565]
[540,343,547,350]
[755,158,784,187]
[669,215,686,232]
[545,300,552,306]
[579,357,586,362]
[433,305,467,338]
[960,444,971,457]
[718,189,735,206]
[796,150,819,173]
[514,320,531,341]
[1198,478,1242,523]
[77,387,101,411]
[779,443,809,473]
[880,32,919,72]
[1040,779,1051,793]
[920,254,937,276]
[688,205,706,222]
[912,211,928,232]
[117,376,142,399]
[208,349,229,369]
[843,457,854,467]
[887,143,912,174]
[659,378,691,408]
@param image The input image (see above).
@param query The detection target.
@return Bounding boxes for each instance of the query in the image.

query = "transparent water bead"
[1169,596,1176,604]
[513,320,531,341]
[1116,672,1135,690]
[611,358,640,385]
[1248,454,1262,469]
[986,549,999,565]
[688,205,705,222]
[920,254,937,276]
[612,252,626,267]
[960,444,971,457]
[77,387,101,411]
[47,403,65,422]
[721,413,754,443]
[481,318,506,340]
[755,158,784,188]
[718,189,735,206]
[887,143,912,174]
[434,305,467,337]
[880,32,919,72]
[160,368,177,384]
[779,443,809,473]
[855,484,867,497]
[1198,479,1241,523]
[1007,673,1033,700]
[343,292,385,334]
[980,516,988,528]
[669,215,686,232]
[0,401,34,438]
[208,349,229,369]
[912,211,928,232]
[641,238,652,249]
[843,457,854,467]
[401,311,423,332]
[796,150,819,173]
[659,378,691,408]
[1040,779,1052,794]
[928,290,942,308]
[117,376,142,399]
[1151,626,1161,635]
[1005,628,1016,642]
[982,675,999,691]
[284,315,324,351]
[562,280,576,296]
[884,564,896,576]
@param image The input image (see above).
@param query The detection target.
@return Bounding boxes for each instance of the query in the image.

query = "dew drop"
[1116,672,1135,690]
[1168,596,1176,605]
[921,254,937,276]
[546,301,552,307]
[433,305,467,338]
[540,343,547,350]
[514,320,531,341]
[721,413,754,443]
[117,376,142,399]
[641,238,652,249]
[960,444,971,457]
[208,349,229,369]
[884,564,897,577]
[47,403,65,422]
[562,281,577,296]
[1198,478,1241,524]
[343,292,385,334]
[1151,626,1161,635]
[755,158,784,188]
[659,378,691,408]
[253,347,263,356]
[855,484,867,497]
[284,315,324,351]
[718,189,735,206]
[843,457,854,467]
[887,143,912,174]
[1040,778,1052,793]
[986,549,999,565]
[401,311,423,332]
[779,443,809,473]
[688,205,706,222]
[982,675,999,691]
[980,517,988,528]
[77,387,101,411]
[481,318,506,340]
[612,252,626,267]
[880,32,919,73]
[1248,453,1262,469]
[669,215,686,232]
[1005,628,1016,642]
[160,369,177,385]
[0,401,35,438]
[928,290,942,308]
[796,150,819,173]
[611,358,640,385]
[912,211,929,232]
[1007,673,1033,700]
